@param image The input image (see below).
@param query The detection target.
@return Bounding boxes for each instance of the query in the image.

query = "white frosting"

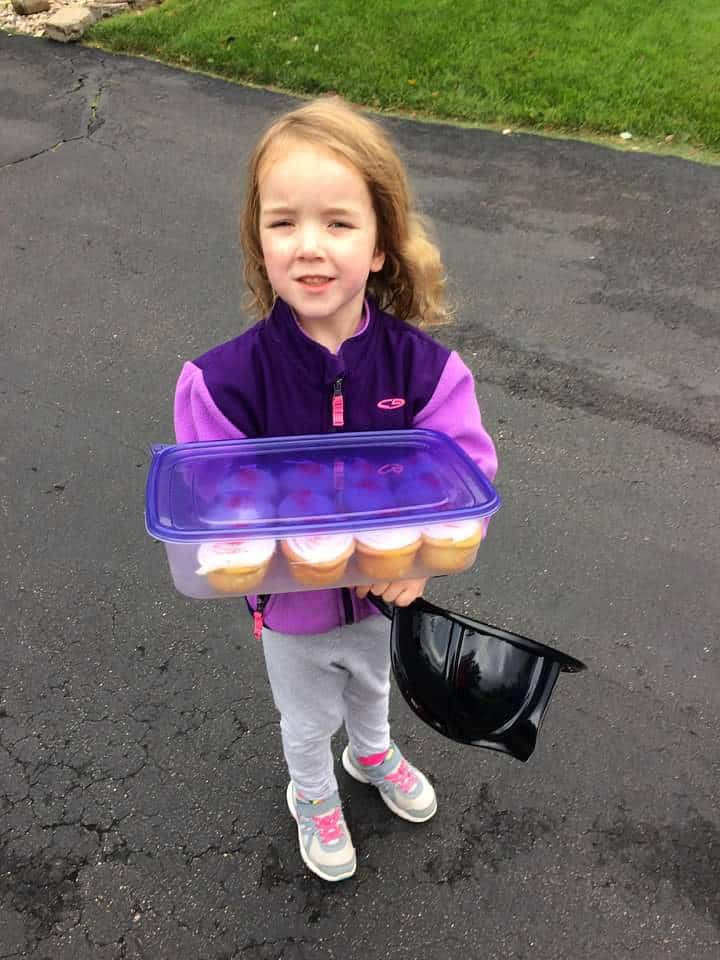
[285,533,354,563]
[422,519,482,542]
[196,539,275,573]
[355,527,421,550]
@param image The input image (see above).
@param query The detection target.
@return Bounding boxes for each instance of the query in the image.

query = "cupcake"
[282,532,355,588]
[279,460,334,496]
[235,465,279,499]
[344,457,380,485]
[385,450,429,481]
[395,468,451,508]
[419,519,483,572]
[342,476,395,515]
[277,490,336,521]
[214,466,278,503]
[354,526,422,581]
[204,492,274,527]
[196,538,275,594]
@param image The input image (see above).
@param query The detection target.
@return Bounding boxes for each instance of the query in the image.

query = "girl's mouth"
[297,276,334,291]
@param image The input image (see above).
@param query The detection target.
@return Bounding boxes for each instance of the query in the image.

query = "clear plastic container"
[145,430,501,598]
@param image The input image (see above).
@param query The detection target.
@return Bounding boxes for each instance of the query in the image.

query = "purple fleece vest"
[193,298,450,438]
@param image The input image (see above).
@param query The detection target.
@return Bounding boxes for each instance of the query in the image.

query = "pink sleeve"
[414,352,498,535]
[174,362,247,443]
[414,352,498,481]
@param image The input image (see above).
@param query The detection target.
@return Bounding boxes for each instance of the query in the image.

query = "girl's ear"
[371,248,385,273]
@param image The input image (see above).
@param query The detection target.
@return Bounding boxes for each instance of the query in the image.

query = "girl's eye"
[268,220,292,228]
[329,221,353,230]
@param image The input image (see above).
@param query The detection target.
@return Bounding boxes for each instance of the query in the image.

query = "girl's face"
[258,143,385,336]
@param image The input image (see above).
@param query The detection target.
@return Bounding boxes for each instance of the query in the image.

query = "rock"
[88,0,129,17]
[129,0,161,7]
[45,4,96,41]
[11,0,51,14]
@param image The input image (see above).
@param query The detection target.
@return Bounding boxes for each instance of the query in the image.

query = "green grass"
[87,0,720,154]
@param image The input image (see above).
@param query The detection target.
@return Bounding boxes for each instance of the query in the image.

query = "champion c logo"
[377,397,406,410]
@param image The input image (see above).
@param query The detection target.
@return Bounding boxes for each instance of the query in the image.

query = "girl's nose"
[297,224,322,257]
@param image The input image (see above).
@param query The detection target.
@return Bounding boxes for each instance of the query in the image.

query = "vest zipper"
[331,377,353,624]
[253,594,270,640]
[331,376,345,429]
[341,587,355,625]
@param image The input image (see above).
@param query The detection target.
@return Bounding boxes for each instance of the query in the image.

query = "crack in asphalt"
[0,102,104,171]
[0,138,72,170]
[0,56,105,171]
[87,83,105,138]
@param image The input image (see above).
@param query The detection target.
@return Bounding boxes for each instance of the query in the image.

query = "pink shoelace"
[385,758,417,794]
[312,808,344,844]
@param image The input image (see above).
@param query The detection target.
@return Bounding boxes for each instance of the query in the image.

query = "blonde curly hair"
[240,97,450,327]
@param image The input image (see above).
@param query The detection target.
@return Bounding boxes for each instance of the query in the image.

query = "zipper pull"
[253,595,269,640]
[332,376,344,428]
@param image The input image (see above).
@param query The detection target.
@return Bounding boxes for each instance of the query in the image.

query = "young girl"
[174,98,497,882]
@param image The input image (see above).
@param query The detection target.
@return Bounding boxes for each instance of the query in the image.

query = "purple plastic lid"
[145,429,500,543]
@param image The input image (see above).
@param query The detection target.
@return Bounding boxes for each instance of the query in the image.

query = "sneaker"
[286,782,356,882]
[341,742,437,823]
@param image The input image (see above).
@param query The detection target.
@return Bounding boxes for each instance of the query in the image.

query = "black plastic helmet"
[372,596,586,762]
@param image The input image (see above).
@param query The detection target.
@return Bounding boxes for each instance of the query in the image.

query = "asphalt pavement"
[1,33,719,960]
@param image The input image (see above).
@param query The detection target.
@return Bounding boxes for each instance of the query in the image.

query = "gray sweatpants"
[261,614,391,799]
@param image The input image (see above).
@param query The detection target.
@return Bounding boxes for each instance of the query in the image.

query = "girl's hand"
[356,578,428,607]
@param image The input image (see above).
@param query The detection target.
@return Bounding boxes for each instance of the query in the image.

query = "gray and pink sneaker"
[286,782,356,882]
[341,742,437,823]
